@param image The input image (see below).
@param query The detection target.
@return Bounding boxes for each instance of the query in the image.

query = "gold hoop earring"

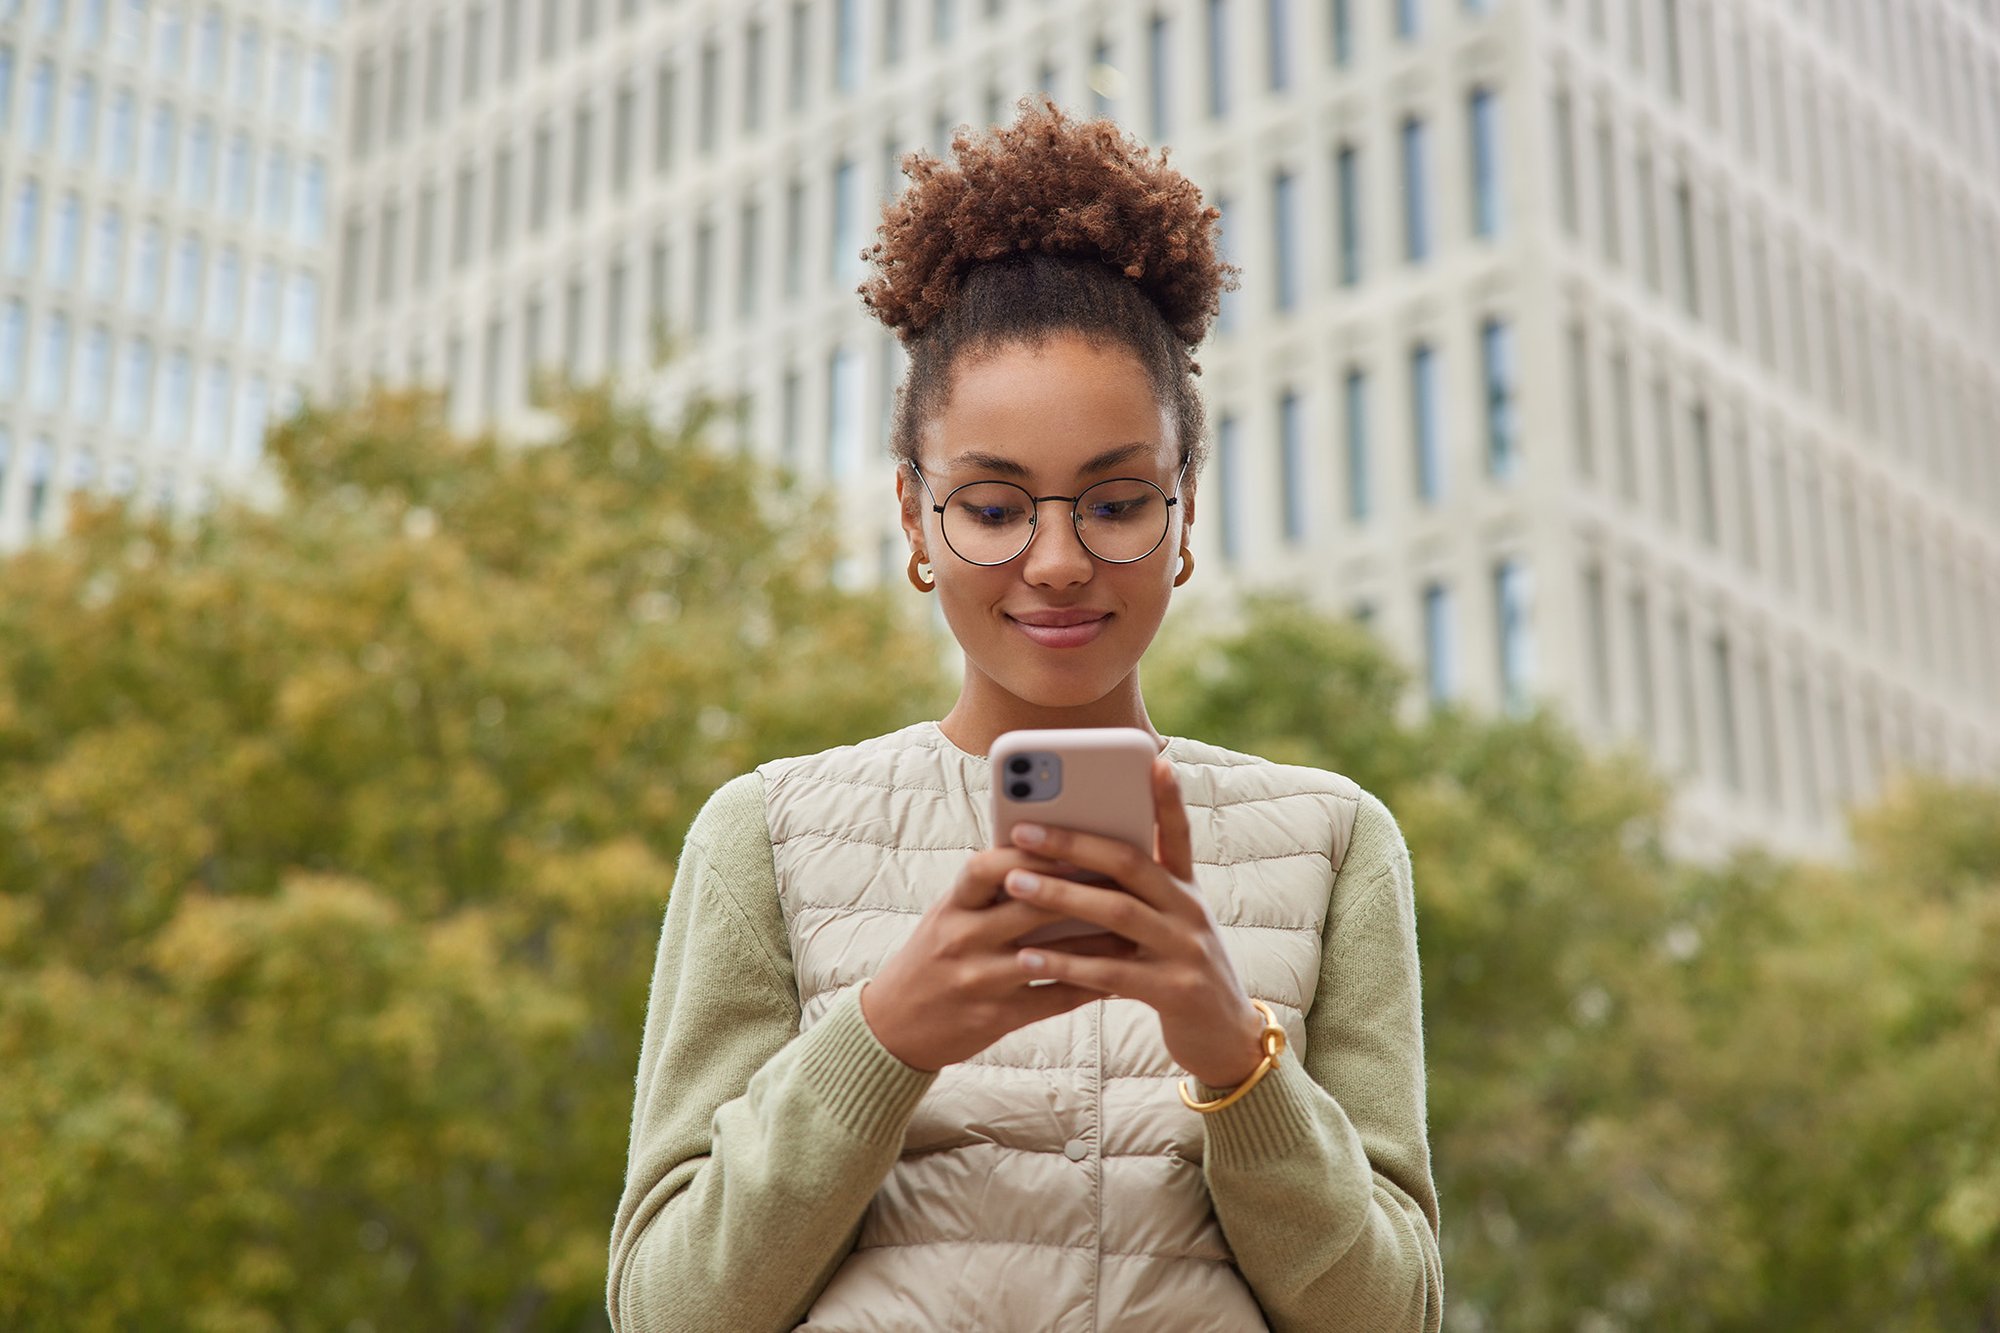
[1173,544,1195,588]
[907,550,936,593]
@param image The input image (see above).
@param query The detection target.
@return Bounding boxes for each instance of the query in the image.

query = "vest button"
[1063,1139,1090,1162]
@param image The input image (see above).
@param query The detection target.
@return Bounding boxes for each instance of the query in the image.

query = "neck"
[936,663,1165,757]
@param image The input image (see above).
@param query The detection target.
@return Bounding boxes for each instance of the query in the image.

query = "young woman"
[608,103,1441,1332]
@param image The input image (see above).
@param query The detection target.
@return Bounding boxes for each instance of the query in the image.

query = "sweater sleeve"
[1198,788,1444,1333]
[606,772,938,1333]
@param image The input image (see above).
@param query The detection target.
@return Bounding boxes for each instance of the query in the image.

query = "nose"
[1018,498,1094,588]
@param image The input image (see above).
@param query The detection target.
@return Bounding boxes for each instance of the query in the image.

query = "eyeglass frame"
[906,456,1190,567]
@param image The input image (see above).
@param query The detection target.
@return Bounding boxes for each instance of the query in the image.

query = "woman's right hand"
[860,847,1103,1072]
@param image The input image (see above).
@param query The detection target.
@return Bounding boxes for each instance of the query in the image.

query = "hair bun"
[860,98,1235,349]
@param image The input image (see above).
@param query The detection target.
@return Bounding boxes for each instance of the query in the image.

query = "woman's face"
[897,333,1191,715]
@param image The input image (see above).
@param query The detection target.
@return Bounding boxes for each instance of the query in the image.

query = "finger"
[1007,822,1187,919]
[1014,945,1158,1001]
[947,847,1071,909]
[1000,869,1181,954]
[960,896,1074,948]
[1152,757,1196,882]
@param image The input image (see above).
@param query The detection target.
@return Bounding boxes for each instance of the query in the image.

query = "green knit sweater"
[606,766,1442,1332]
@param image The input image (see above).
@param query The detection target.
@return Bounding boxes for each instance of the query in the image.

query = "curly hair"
[859,98,1236,491]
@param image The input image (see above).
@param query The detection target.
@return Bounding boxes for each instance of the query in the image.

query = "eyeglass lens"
[940,478,1172,565]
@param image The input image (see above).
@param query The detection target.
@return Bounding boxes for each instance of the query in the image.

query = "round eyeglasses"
[910,460,1186,567]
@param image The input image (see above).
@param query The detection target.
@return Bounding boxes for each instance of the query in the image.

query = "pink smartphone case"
[990,727,1158,946]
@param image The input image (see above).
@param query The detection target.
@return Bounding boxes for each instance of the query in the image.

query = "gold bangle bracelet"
[1178,999,1286,1115]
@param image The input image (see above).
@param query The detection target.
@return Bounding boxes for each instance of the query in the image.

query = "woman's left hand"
[1002,756,1268,1090]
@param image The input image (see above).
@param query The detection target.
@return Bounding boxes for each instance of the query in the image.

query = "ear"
[894,462,928,555]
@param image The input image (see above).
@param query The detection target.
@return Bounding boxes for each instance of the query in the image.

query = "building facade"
[264,0,2000,856]
[0,0,341,547]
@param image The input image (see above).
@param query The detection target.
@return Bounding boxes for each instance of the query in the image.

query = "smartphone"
[990,727,1158,947]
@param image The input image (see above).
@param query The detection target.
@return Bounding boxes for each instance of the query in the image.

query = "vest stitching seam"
[772,831,1337,869]
[787,902,1321,931]
[766,769,1360,813]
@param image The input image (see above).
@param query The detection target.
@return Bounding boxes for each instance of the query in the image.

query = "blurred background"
[1,0,1998,1329]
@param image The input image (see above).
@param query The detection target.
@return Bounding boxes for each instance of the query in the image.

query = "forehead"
[925,336,1176,479]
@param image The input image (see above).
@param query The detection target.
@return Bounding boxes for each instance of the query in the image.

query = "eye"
[957,500,1026,526]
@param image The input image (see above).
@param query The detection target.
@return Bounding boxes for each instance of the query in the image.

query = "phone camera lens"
[1009,781,1032,799]
[1008,757,1032,775]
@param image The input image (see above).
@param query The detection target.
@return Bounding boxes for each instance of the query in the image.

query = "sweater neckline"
[920,719,1188,768]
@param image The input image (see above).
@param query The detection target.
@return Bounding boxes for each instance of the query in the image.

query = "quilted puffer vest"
[757,721,1362,1332]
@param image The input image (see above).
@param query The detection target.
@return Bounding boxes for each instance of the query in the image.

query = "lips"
[1007,609,1112,649]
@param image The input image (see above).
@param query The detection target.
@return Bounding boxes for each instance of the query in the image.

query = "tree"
[1150,597,2000,1330]
[0,387,947,1331]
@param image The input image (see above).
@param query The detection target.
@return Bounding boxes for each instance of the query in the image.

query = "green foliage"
[4,398,1995,1330]
[0,387,946,1331]
[1152,598,2000,1331]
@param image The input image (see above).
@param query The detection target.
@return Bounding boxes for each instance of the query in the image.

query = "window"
[881,2,902,67]
[1628,588,1655,744]
[563,275,585,376]
[1636,148,1660,292]
[234,25,261,108]
[87,207,122,299]
[933,0,957,45]
[490,145,514,251]
[1214,194,1238,331]
[26,59,54,149]
[250,262,280,343]
[737,197,761,319]
[462,7,485,105]
[32,313,69,409]
[1494,559,1534,715]
[196,361,232,456]
[605,257,627,367]
[1595,117,1620,265]
[144,104,177,194]
[788,1,810,114]
[298,160,328,244]
[614,82,636,194]
[1423,581,1454,703]
[117,338,153,433]
[1401,115,1429,262]
[51,192,81,286]
[500,0,523,80]
[158,351,193,444]
[70,324,109,425]
[1673,177,1699,316]
[233,376,268,464]
[1205,0,1228,119]
[698,40,719,154]
[64,74,96,163]
[783,176,805,297]
[131,220,163,312]
[539,0,561,61]
[424,21,447,126]
[654,62,677,175]
[530,122,553,232]
[200,246,237,336]
[828,343,862,477]
[692,218,714,334]
[1552,88,1578,236]
[24,438,53,529]
[1278,389,1306,541]
[1582,563,1611,725]
[375,198,400,306]
[1344,367,1369,520]
[1266,0,1289,91]
[835,0,860,92]
[262,149,292,232]
[1412,341,1443,502]
[1335,144,1361,285]
[1272,169,1299,310]
[0,302,25,400]
[1672,610,1699,775]
[1469,87,1502,238]
[1396,0,1420,41]
[1331,0,1353,65]
[571,101,594,213]
[413,184,438,290]
[168,235,201,324]
[183,118,214,206]
[453,163,476,270]
[830,156,858,283]
[1216,412,1241,560]
[1690,403,1717,545]
[745,21,767,131]
[222,132,252,217]
[1481,317,1516,480]
[196,10,225,87]
[1147,14,1171,141]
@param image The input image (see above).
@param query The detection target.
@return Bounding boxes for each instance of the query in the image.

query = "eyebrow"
[944,441,1157,480]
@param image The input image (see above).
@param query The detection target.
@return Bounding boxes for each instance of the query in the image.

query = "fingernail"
[1020,951,1047,971]
[1007,870,1039,896]
[1013,822,1046,845]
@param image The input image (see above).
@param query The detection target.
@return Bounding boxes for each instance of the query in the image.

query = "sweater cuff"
[793,984,937,1147]
[1196,1055,1328,1167]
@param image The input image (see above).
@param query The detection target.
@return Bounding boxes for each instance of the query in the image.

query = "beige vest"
[758,722,1361,1332]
